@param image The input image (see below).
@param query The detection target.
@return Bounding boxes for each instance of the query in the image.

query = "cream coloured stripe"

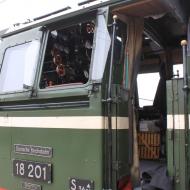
[0,116,129,129]
[107,117,129,130]
[167,114,185,130]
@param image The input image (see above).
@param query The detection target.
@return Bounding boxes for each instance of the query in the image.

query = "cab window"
[0,41,40,93]
[40,20,95,89]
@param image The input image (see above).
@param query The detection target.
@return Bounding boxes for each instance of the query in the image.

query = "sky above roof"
[0,0,78,30]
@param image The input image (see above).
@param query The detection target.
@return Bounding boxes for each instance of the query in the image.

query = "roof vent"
[78,0,97,6]
[34,6,71,21]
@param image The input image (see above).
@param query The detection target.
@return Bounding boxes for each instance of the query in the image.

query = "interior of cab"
[112,0,189,189]
[40,21,95,89]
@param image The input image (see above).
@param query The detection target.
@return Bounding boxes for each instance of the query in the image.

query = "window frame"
[35,16,97,99]
[0,27,43,102]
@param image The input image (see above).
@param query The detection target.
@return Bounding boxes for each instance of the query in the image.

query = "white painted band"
[0,116,129,129]
[167,114,185,130]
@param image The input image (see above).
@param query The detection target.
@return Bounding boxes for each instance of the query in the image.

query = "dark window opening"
[40,20,95,89]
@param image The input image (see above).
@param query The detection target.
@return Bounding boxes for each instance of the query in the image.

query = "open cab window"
[40,20,95,89]
[137,72,160,107]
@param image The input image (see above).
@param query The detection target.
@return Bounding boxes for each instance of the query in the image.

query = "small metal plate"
[14,144,53,158]
[21,182,41,190]
[13,159,52,183]
[69,178,94,190]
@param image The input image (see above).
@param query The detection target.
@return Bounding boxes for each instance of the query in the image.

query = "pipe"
[181,39,189,190]
[181,40,188,136]
[181,40,188,90]
[106,15,117,190]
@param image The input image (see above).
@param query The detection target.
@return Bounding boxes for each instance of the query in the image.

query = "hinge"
[112,96,121,103]
[112,161,122,171]
[31,88,37,97]
[88,83,100,97]
[102,96,120,104]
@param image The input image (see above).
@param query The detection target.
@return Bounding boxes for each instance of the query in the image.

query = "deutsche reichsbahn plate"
[13,159,52,183]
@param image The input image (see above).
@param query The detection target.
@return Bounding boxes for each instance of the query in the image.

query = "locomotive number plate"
[13,159,52,183]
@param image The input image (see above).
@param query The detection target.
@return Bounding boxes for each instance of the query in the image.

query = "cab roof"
[0,0,189,38]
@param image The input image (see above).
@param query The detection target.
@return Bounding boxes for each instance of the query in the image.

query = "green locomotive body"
[0,0,189,190]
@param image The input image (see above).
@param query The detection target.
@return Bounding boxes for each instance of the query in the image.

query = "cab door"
[111,19,132,189]
[166,19,190,189]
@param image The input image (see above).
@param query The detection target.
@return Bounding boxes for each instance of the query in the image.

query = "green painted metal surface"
[0,126,129,190]
[167,129,186,189]
[166,79,184,115]
[167,78,189,190]
[0,128,103,189]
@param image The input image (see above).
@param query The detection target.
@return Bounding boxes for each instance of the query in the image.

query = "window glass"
[40,20,95,89]
[0,42,40,93]
[173,64,183,78]
[90,14,111,81]
[137,72,160,107]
